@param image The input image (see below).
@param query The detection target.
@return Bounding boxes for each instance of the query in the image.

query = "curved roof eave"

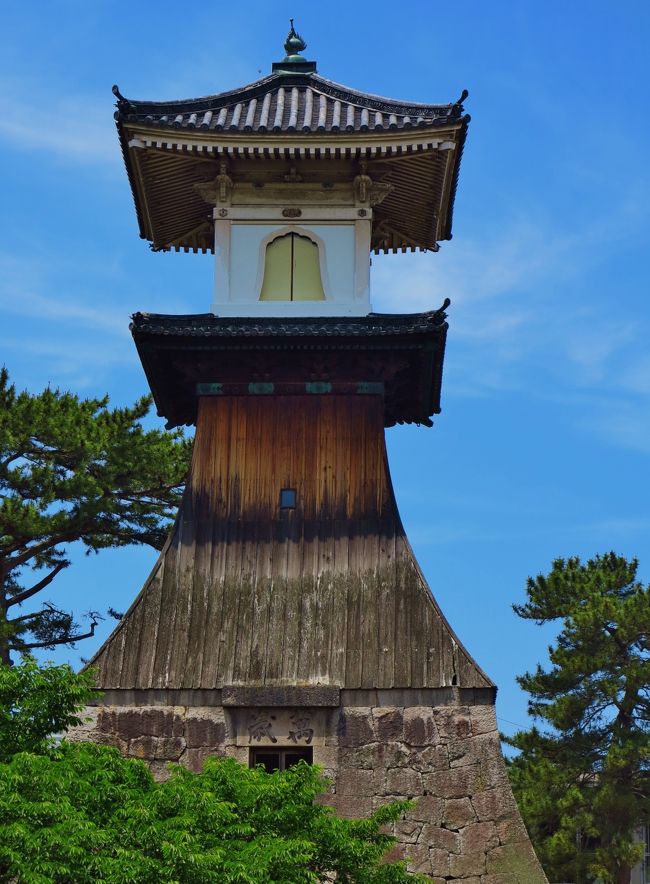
[113,71,464,121]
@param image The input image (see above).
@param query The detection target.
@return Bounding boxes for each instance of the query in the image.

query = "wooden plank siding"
[89,394,493,690]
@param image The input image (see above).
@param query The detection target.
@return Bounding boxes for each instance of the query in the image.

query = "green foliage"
[0,656,98,761]
[506,553,650,883]
[0,749,425,883]
[0,367,192,661]
[0,660,424,882]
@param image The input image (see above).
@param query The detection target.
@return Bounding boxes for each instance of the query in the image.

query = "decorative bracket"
[354,162,393,207]
[194,159,233,206]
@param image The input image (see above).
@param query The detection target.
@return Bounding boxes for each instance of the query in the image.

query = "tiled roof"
[130,306,449,429]
[130,304,450,338]
[113,73,467,136]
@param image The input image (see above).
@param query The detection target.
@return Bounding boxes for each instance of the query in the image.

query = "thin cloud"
[371,207,650,455]
[0,335,137,382]
[0,253,130,337]
[578,401,650,456]
[0,90,118,166]
[1,288,129,337]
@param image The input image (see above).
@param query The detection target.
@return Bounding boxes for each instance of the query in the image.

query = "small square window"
[250,747,312,773]
[279,488,297,509]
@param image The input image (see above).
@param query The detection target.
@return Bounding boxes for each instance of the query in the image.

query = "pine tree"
[0,368,192,662]
[506,553,650,884]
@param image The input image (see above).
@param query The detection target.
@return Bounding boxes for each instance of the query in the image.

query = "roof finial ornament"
[283,19,308,61]
[272,19,317,74]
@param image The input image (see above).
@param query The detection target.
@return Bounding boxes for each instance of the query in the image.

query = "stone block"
[442,797,477,830]
[404,706,438,745]
[313,746,338,770]
[341,744,378,769]
[409,743,448,772]
[336,708,374,747]
[433,706,471,741]
[448,847,487,877]
[224,745,249,764]
[325,795,372,819]
[114,707,184,740]
[487,843,544,878]
[149,761,172,782]
[183,747,224,773]
[126,734,155,758]
[496,815,529,844]
[419,823,460,853]
[423,764,480,798]
[128,735,186,761]
[406,843,435,875]
[374,741,411,769]
[184,716,226,748]
[429,847,450,877]
[469,704,497,735]
[460,820,499,854]
[88,730,128,753]
[336,768,375,797]
[448,736,478,767]
[409,794,443,824]
[373,707,404,742]
[471,788,514,822]
[448,734,498,781]
[480,876,513,884]
[385,767,423,797]
[393,820,423,844]
[96,708,117,734]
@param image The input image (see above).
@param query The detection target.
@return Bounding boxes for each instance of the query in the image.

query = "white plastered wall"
[211,207,372,317]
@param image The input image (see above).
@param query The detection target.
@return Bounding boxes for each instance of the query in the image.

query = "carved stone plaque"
[230,708,327,746]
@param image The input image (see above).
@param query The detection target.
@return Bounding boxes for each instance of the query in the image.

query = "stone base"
[68,702,547,882]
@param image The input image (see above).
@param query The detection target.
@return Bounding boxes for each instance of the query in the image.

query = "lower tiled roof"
[130,306,450,429]
[130,304,450,338]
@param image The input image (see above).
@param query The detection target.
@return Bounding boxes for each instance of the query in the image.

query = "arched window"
[259,232,326,301]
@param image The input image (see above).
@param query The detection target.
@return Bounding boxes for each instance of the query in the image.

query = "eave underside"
[130,311,448,429]
[120,131,464,254]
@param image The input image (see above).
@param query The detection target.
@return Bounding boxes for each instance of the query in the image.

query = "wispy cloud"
[0,87,118,166]
[0,335,137,393]
[0,252,130,337]
[577,400,650,455]
[1,288,130,337]
[372,197,650,453]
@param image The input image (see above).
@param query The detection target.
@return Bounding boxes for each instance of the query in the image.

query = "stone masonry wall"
[68,702,547,883]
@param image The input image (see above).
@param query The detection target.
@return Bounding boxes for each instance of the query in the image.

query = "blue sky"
[1,1,649,742]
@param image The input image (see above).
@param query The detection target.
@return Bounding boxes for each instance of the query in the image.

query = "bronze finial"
[283,19,307,60]
[272,19,316,74]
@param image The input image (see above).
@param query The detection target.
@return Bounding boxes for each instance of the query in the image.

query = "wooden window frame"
[249,746,313,773]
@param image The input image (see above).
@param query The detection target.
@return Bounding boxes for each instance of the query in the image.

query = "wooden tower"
[72,24,547,881]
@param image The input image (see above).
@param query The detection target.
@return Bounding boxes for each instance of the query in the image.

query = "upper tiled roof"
[113,72,468,136]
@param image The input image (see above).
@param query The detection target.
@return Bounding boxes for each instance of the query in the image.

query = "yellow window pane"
[259,233,326,302]
[292,234,325,301]
[259,234,292,300]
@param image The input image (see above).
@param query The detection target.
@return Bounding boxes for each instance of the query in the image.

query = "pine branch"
[6,561,68,608]
[10,613,100,651]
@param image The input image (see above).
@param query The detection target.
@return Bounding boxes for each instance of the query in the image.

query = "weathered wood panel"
[89,394,493,691]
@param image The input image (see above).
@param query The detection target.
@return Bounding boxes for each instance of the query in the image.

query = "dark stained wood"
[89,394,493,691]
